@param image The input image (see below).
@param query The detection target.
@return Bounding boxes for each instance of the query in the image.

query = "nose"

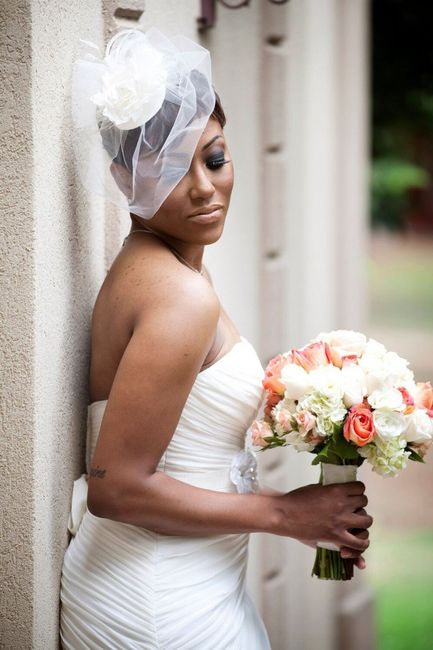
[188,164,215,201]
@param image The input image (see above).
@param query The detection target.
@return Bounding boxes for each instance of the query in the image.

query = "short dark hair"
[99,85,226,173]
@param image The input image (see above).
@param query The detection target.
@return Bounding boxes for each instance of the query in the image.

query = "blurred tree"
[371,0,433,232]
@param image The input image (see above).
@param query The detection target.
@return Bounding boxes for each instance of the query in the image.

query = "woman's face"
[133,117,234,245]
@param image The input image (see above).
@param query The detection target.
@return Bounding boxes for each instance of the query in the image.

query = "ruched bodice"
[60,335,271,649]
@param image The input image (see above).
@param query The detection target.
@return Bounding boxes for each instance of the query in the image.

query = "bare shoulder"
[96,235,218,333]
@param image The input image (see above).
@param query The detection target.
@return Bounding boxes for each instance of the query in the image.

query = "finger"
[345,481,366,495]
[347,512,373,529]
[340,546,362,559]
[355,556,366,570]
[348,494,368,509]
[349,529,369,540]
[341,530,370,551]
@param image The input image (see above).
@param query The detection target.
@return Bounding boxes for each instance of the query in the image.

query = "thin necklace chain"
[123,227,204,276]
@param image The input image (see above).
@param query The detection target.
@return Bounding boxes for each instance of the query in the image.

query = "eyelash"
[206,154,230,170]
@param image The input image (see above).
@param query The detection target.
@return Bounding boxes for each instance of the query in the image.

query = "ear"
[109,161,132,197]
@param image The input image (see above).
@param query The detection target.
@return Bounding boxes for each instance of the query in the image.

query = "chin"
[194,222,225,245]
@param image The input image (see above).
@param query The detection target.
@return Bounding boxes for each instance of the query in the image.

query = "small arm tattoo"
[90,465,106,478]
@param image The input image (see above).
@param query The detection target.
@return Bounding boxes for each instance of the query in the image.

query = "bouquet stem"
[311,547,354,581]
[311,462,357,581]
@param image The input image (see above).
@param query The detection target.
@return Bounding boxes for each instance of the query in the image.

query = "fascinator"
[71,27,216,219]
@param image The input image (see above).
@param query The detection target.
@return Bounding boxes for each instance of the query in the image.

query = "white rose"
[382,351,415,388]
[280,364,311,400]
[91,41,168,130]
[313,329,367,357]
[341,364,367,408]
[368,388,405,411]
[373,408,407,440]
[309,364,344,399]
[402,409,433,444]
[364,337,387,359]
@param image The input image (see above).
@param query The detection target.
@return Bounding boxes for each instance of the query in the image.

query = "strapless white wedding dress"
[59,336,272,649]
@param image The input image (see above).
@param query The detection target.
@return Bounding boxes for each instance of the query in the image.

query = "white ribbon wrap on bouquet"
[317,463,358,552]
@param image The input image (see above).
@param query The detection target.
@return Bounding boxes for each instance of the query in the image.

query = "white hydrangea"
[298,390,346,420]
[358,437,411,477]
[315,415,336,438]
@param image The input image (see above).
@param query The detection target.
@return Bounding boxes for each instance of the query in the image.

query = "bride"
[60,27,372,649]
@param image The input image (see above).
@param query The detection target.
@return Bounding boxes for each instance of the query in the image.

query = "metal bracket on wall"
[114,7,144,22]
[197,0,290,32]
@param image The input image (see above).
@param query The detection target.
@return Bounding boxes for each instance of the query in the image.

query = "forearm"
[89,470,280,536]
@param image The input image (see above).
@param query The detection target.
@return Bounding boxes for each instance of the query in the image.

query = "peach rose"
[414,381,433,411]
[343,403,376,447]
[251,420,273,447]
[291,341,331,372]
[275,408,294,433]
[293,410,316,433]
[263,354,287,395]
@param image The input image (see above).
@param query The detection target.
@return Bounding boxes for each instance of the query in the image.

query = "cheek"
[217,166,234,197]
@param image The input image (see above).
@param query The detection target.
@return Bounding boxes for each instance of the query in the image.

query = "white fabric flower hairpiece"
[90,30,168,130]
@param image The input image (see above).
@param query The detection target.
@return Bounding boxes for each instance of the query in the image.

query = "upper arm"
[87,272,220,513]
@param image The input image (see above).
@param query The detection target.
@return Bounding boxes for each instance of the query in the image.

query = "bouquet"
[251,329,433,580]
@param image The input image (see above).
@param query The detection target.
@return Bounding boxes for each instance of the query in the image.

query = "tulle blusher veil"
[71,27,216,219]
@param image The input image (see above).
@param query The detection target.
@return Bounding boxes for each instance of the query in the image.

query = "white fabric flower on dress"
[230,450,260,494]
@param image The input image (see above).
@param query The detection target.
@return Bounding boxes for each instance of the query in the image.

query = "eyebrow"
[201,135,223,151]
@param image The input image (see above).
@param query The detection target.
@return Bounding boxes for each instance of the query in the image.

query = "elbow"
[87,487,109,518]
[87,478,121,519]
[87,472,155,521]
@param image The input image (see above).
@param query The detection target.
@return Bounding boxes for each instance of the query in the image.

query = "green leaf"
[408,449,425,463]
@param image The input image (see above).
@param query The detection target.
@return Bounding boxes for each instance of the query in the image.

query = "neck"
[128,221,204,273]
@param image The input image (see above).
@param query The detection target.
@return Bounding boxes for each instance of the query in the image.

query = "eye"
[206,150,231,170]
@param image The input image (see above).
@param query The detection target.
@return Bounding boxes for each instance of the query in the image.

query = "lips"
[188,205,223,218]
[188,208,223,224]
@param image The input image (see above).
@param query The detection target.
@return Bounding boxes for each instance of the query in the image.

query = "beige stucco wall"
[0,2,34,646]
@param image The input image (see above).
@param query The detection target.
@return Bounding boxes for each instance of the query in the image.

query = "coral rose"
[414,382,433,411]
[343,403,376,447]
[264,392,283,417]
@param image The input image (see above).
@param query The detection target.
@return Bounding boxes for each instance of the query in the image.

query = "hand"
[339,508,371,569]
[273,481,373,554]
